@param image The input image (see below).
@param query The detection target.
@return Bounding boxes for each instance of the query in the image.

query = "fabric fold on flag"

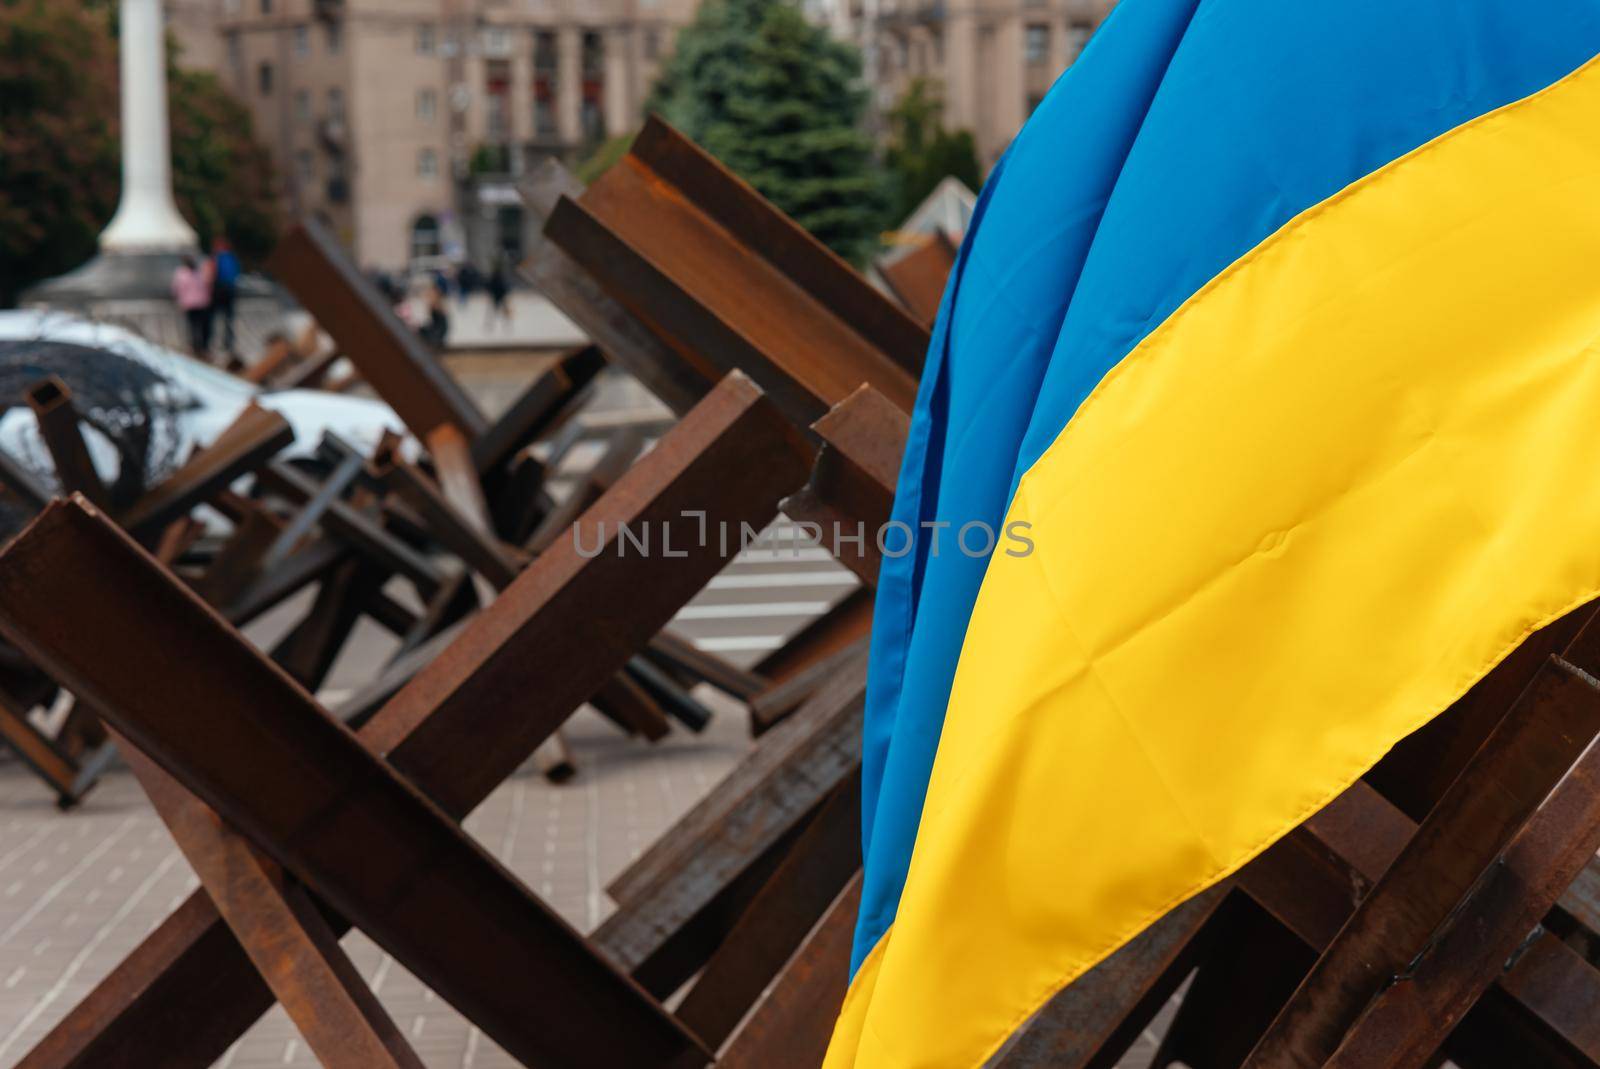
[840,1,1600,1065]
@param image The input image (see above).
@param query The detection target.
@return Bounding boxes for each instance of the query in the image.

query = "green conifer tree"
[651,0,885,264]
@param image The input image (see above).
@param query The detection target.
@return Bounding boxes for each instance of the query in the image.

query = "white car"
[0,310,408,510]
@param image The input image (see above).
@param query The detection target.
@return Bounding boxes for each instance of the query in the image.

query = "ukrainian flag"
[833,1,1600,1065]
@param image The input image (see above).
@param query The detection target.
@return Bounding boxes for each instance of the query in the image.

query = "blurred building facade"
[196,0,696,271]
[820,0,1118,169]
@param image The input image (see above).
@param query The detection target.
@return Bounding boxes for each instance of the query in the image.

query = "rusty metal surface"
[878,231,956,328]
[0,498,709,1069]
[26,377,108,509]
[1246,636,1600,1069]
[751,635,870,737]
[115,735,427,1069]
[1326,722,1600,1069]
[1240,781,1600,1067]
[470,344,605,477]
[257,461,443,598]
[521,161,725,418]
[675,773,862,1047]
[544,119,922,428]
[120,403,294,536]
[781,385,908,587]
[596,649,866,971]
[268,219,487,441]
[11,372,808,1069]
[362,371,810,814]
[991,884,1232,1069]
[375,447,520,591]
[717,872,861,1068]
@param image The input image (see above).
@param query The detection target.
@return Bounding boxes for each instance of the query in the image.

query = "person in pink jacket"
[171,255,213,356]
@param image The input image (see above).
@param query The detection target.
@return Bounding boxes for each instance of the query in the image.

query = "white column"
[99,0,198,252]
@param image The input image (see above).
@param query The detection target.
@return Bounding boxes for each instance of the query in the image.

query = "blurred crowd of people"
[368,255,515,352]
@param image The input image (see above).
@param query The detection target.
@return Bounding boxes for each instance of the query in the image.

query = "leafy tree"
[651,0,884,264]
[0,0,121,306]
[0,0,280,306]
[884,78,982,226]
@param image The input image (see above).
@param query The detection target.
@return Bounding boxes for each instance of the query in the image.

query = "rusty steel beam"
[257,461,443,598]
[1325,727,1600,1069]
[1239,782,1600,1068]
[120,404,295,536]
[646,631,769,704]
[1368,603,1597,823]
[592,670,674,742]
[257,449,366,575]
[0,683,80,806]
[596,650,865,973]
[470,344,606,476]
[753,586,873,683]
[520,161,712,417]
[26,376,108,508]
[877,230,956,328]
[675,773,862,1047]
[781,385,907,587]
[750,636,870,738]
[991,884,1234,1069]
[268,219,487,441]
[115,738,427,1069]
[11,372,809,1069]
[544,119,922,428]
[269,559,386,693]
[718,873,861,1068]
[0,498,709,1069]
[1146,897,1314,1069]
[1246,638,1600,1069]
[525,428,644,553]
[375,449,521,590]
[364,371,809,814]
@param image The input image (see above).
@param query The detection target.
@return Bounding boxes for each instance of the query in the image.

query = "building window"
[580,99,604,144]
[260,0,272,13]
[417,88,437,123]
[295,150,314,185]
[643,28,661,61]
[411,214,442,259]
[485,59,511,141]
[258,62,274,95]
[325,22,342,54]
[226,30,241,67]
[417,24,436,56]
[483,26,511,57]
[327,87,345,122]
[1066,23,1091,62]
[581,30,604,77]
[293,24,310,58]
[418,148,439,179]
[294,88,311,124]
[1025,23,1050,65]
[534,96,556,138]
[534,31,558,73]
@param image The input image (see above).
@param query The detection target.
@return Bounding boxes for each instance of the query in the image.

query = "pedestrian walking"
[171,255,213,356]
[209,236,242,358]
[486,257,512,332]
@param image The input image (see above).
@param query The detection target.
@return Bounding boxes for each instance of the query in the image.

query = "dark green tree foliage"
[651,0,884,264]
[884,78,982,226]
[0,0,280,306]
[0,0,121,306]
